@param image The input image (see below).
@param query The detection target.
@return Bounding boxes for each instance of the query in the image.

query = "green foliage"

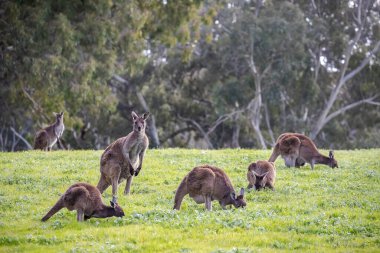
[0,0,217,149]
[0,149,379,252]
[1,0,379,150]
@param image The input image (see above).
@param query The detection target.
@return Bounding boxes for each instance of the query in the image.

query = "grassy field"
[0,149,379,252]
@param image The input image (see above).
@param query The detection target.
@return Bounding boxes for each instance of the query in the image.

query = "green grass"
[0,149,379,252]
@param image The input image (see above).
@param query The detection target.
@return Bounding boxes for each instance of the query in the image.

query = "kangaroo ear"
[110,201,115,208]
[240,188,245,196]
[142,112,150,120]
[131,111,138,121]
[248,163,256,171]
[60,112,64,116]
[329,150,334,159]
[230,192,236,200]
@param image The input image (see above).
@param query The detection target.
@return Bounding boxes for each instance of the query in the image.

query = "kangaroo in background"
[247,161,276,190]
[173,165,246,211]
[34,112,64,151]
[97,111,149,203]
[41,182,124,222]
[268,133,338,170]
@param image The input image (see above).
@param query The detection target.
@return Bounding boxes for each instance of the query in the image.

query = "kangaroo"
[41,182,124,222]
[173,165,246,211]
[268,133,338,170]
[34,112,65,151]
[247,161,276,190]
[97,111,149,203]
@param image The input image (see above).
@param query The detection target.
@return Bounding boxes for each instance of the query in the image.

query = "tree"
[213,0,308,148]
[302,0,380,139]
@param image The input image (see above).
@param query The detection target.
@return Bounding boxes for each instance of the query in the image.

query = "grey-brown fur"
[247,161,276,190]
[173,165,246,211]
[34,112,65,151]
[41,182,124,222]
[268,133,338,170]
[97,111,149,203]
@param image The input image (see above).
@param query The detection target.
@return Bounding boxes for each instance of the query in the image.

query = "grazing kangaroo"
[173,165,246,211]
[41,182,124,222]
[97,111,149,203]
[268,133,338,170]
[247,161,276,190]
[34,112,64,151]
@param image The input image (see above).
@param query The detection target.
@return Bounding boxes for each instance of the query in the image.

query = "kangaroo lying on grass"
[247,161,276,190]
[34,112,64,151]
[173,165,246,211]
[97,111,149,203]
[268,133,338,170]
[41,182,124,222]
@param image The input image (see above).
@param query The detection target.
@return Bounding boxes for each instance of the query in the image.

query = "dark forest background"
[1,0,379,151]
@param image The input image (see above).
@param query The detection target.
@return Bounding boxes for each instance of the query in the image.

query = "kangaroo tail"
[41,197,65,222]
[173,176,188,210]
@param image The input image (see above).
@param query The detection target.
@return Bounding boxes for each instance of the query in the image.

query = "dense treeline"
[1,0,379,151]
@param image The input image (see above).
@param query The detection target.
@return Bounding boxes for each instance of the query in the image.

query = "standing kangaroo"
[173,165,246,211]
[247,161,276,190]
[268,133,338,170]
[34,112,64,151]
[97,111,149,203]
[41,182,124,222]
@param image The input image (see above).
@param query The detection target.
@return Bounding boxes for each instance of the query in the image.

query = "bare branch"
[112,74,129,85]
[311,0,317,10]
[206,109,244,135]
[366,100,380,106]
[324,95,380,124]
[160,127,195,144]
[9,127,32,150]
[21,87,49,122]
[342,40,380,84]
[177,115,214,149]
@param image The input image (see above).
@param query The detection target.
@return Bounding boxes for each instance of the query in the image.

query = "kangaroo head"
[247,163,257,189]
[329,150,338,168]
[110,201,125,217]
[54,112,64,122]
[131,111,150,133]
[249,171,269,190]
[230,188,246,208]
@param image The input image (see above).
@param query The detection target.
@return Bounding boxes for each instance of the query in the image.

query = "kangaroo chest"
[129,144,142,165]
[55,124,64,138]
[128,142,145,167]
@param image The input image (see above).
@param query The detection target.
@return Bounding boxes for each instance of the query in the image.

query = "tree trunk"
[247,69,267,149]
[231,114,240,148]
[136,92,160,148]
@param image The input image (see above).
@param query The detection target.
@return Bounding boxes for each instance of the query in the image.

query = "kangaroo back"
[279,135,301,154]
[63,186,90,207]
[41,197,65,221]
